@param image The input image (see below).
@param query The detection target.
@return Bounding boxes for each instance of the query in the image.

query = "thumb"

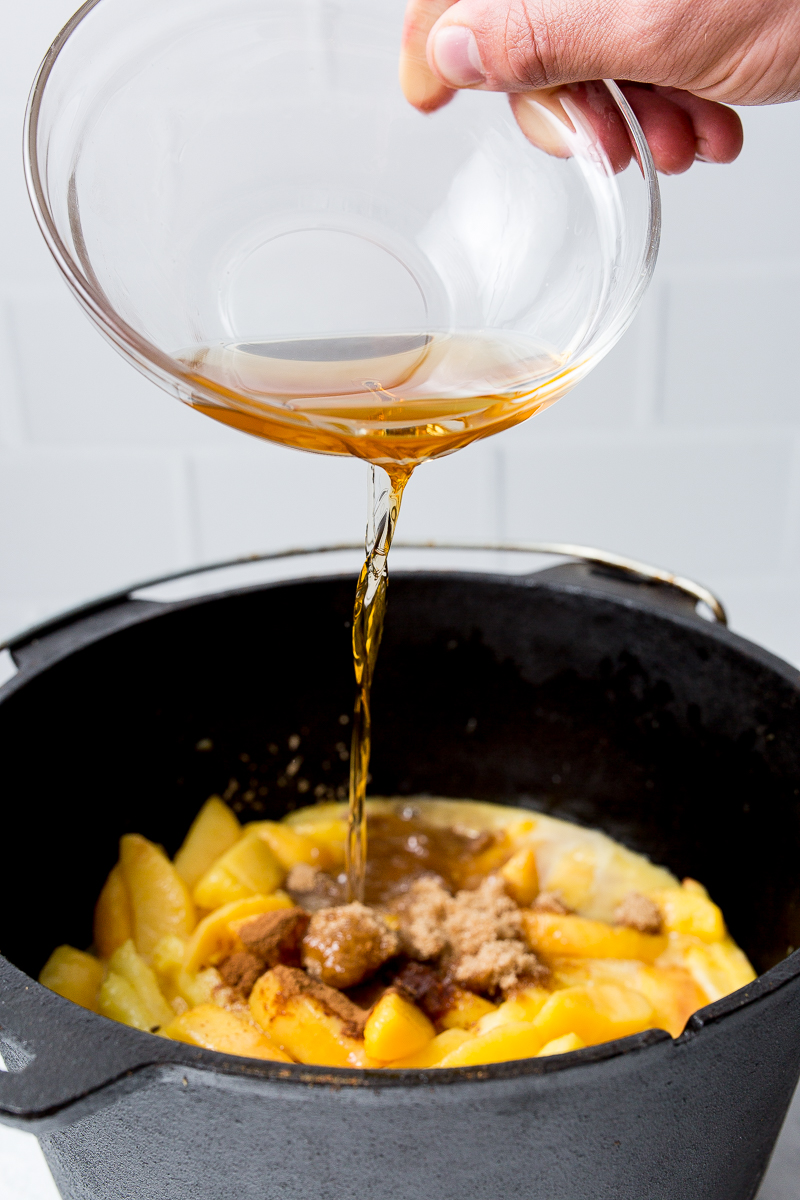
[400,0,459,111]
[427,0,640,91]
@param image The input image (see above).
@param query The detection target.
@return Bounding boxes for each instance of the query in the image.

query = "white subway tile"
[659,103,800,269]
[398,442,500,543]
[0,303,26,448]
[502,432,792,579]
[0,2,78,107]
[190,444,365,562]
[8,291,248,448]
[0,106,60,291]
[716,577,800,671]
[661,274,799,427]
[0,451,186,603]
[527,321,642,433]
[0,601,42,647]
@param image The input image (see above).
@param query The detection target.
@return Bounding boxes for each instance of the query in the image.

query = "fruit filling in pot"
[40,799,756,1068]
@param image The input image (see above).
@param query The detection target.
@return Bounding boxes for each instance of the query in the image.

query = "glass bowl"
[25,0,659,469]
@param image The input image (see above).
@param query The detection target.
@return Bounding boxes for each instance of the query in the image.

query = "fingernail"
[431,25,485,88]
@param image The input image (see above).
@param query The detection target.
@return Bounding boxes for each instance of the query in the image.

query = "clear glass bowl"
[25,0,659,468]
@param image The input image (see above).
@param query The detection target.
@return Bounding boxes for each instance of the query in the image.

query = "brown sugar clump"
[302,902,400,989]
[396,874,546,997]
[444,875,524,953]
[396,876,452,960]
[531,891,571,915]
[237,907,310,967]
[218,951,265,998]
[286,863,318,893]
[270,964,369,1039]
[453,940,545,996]
[614,892,663,935]
[445,876,545,995]
[285,864,346,911]
[393,961,455,1022]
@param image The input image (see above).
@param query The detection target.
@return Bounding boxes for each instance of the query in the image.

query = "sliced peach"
[165,1003,292,1061]
[500,847,540,906]
[94,862,133,959]
[192,831,284,910]
[550,956,707,1038]
[473,987,550,1035]
[657,934,756,1003]
[384,1028,471,1068]
[523,911,667,964]
[183,893,293,974]
[536,1032,585,1056]
[248,821,333,871]
[649,882,725,942]
[364,991,435,1062]
[174,797,241,890]
[437,987,497,1030]
[39,945,104,1012]
[437,1021,546,1067]
[120,834,195,959]
[281,815,347,869]
[107,939,174,1029]
[531,983,654,1046]
[250,969,368,1068]
[98,971,155,1031]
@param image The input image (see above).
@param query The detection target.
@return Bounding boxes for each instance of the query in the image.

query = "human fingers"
[654,88,744,163]
[509,84,634,172]
[511,84,697,176]
[423,0,800,105]
[510,83,738,177]
[426,0,633,93]
[399,0,458,112]
[618,85,697,174]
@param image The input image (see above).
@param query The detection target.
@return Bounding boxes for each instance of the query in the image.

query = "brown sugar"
[236,907,310,967]
[269,964,370,1038]
[531,891,571,914]
[444,875,525,952]
[396,874,546,997]
[453,940,545,996]
[286,863,318,893]
[301,902,400,989]
[396,876,452,960]
[614,892,663,935]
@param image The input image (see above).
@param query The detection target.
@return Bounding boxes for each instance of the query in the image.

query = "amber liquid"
[179,331,581,469]
[176,331,584,898]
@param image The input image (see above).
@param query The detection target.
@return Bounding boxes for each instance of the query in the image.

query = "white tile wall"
[0,4,799,1195]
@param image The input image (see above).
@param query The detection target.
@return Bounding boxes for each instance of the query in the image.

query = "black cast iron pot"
[0,549,799,1200]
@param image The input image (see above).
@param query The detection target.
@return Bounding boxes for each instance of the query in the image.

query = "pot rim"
[1,540,727,658]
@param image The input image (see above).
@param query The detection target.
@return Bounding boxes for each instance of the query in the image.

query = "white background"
[1,1,799,1196]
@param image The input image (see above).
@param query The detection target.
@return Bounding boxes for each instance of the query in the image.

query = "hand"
[400,0,800,172]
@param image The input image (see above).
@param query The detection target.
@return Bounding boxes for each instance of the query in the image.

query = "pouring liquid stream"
[175,331,583,900]
[346,458,410,901]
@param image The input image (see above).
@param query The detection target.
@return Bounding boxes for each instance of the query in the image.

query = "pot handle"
[0,957,174,1126]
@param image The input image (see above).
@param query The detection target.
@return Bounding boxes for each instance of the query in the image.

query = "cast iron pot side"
[0,563,798,1200]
